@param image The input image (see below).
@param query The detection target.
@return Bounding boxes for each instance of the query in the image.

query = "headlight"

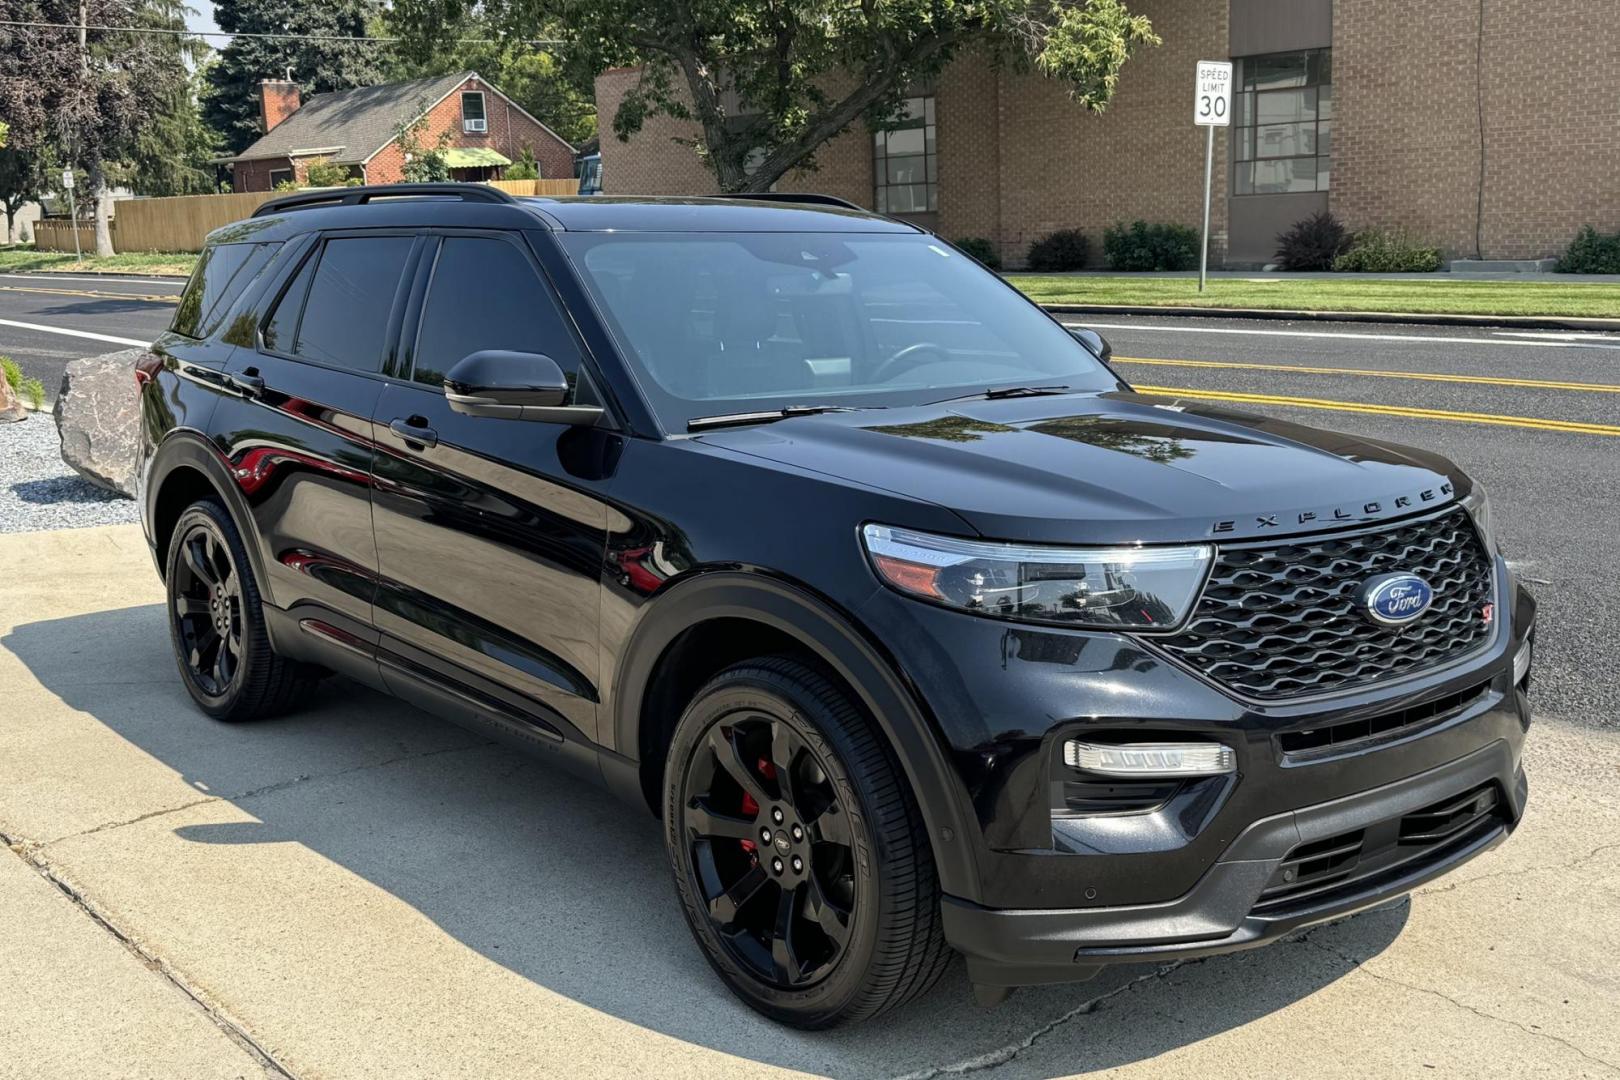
[1461,483,1498,553]
[861,524,1212,630]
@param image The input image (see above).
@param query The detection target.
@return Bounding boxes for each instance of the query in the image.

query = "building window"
[461,91,487,133]
[268,168,294,189]
[874,95,936,214]
[1232,49,1331,195]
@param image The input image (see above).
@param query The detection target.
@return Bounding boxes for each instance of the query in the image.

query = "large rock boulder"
[0,366,27,423]
[54,347,146,498]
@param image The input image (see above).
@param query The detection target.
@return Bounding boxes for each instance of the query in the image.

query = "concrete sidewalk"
[2,525,1617,1079]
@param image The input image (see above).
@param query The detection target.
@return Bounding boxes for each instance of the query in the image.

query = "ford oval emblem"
[1360,572,1434,626]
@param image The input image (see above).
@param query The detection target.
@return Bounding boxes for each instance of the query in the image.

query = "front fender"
[608,570,982,899]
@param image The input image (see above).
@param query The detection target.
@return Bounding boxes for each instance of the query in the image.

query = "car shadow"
[4,603,1407,1078]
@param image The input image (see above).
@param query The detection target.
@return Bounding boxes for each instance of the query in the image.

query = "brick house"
[224,71,576,193]
[594,0,1620,267]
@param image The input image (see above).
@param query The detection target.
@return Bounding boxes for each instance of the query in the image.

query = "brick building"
[594,0,1620,267]
[224,72,576,193]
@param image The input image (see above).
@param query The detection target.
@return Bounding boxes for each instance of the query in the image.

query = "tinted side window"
[173,242,279,338]
[263,236,413,372]
[411,236,580,388]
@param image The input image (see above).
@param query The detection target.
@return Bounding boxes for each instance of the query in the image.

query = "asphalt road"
[0,273,179,397]
[1,275,1615,722]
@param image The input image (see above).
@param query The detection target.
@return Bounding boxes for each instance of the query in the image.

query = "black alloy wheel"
[665,657,952,1027]
[172,517,245,697]
[682,712,856,988]
[164,499,317,721]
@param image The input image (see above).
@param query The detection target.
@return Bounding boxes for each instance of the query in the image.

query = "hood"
[693,391,1470,544]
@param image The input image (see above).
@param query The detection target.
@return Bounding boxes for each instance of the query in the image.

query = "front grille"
[1277,680,1491,756]
[1253,782,1502,913]
[1158,507,1494,699]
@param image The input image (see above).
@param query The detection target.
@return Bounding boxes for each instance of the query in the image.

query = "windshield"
[558,231,1120,430]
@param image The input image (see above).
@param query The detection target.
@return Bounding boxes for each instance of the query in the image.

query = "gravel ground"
[0,414,139,533]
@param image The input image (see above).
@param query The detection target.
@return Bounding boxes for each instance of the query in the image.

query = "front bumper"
[942,737,1527,987]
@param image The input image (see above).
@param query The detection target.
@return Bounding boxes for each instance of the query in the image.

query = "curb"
[1040,303,1620,333]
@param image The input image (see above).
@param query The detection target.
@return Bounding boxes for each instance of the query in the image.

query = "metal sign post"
[61,168,81,262]
[1193,60,1233,293]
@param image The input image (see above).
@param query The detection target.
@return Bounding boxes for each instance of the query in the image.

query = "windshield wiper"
[929,384,1073,405]
[687,404,872,432]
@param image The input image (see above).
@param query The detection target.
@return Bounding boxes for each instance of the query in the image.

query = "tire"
[164,498,316,721]
[663,656,952,1028]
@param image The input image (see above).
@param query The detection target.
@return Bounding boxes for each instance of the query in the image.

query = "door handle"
[388,417,439,449]
[229,367,265,398]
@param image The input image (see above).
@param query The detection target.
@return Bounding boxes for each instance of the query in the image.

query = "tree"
[396,107,452,181]
[505,147,538,180]
[390,0,1158,193]
[203,0,387,155]
[0,147,51,244]
[116,0,219,196]
[0,0,185,255]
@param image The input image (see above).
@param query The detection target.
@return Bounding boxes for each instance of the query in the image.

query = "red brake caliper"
[738,757,776,857]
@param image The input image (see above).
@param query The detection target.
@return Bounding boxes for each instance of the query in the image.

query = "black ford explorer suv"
[137,184,1534,1028]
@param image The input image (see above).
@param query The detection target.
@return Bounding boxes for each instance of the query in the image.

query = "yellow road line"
[1133,385,1620,437]
[0,285,180,303]
[1115,355,1620,394]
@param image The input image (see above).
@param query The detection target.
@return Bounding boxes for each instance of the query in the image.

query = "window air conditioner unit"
[464,118,487,133]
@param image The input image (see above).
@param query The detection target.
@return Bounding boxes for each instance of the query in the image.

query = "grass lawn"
[1005,275,1620,319]
[0,248,197,277]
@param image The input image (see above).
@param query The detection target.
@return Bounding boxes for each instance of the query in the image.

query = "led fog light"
[1512,637,1533,687]
[1065,740,1236,778]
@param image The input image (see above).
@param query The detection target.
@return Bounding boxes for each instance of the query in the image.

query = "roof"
[517,196,920,233]
[221,188,919,245]
[443,147,512,168]
[227,72,472,164]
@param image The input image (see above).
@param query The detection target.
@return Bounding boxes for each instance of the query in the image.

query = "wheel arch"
[611,571,980,898]
[146,431,275,608]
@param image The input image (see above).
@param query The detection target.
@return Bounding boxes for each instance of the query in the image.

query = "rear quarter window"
[171,241,281,340]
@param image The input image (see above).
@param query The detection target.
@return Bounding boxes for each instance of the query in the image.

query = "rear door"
[370,230,617,747]
[215,230,422,642]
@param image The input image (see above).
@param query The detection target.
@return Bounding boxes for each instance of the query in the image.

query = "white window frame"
[268,167,294,189]
[461,91,488,134]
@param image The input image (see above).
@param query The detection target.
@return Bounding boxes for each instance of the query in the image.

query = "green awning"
[443,148,513,169]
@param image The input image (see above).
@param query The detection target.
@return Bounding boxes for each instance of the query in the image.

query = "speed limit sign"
[1194,60,1233,126]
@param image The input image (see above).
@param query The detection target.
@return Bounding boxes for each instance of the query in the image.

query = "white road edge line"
[0,318,149,347]
[0,272,180,287]
[1064,320,1620,350]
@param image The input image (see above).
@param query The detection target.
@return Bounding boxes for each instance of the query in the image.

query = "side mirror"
[444,350,604,425]
[1068,326,1113,364]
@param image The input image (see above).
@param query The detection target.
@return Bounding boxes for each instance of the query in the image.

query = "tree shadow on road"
[4,603,1408,1079]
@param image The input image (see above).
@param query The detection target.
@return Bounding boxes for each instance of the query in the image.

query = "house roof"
[227,72,473,165]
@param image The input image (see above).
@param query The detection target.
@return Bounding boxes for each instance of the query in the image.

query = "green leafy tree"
[0,147,51,244]
[0,0,186,254]
[396,108,452,181]
[505,147,539,180]
[390,0,1157,192]
[117,2,219,196]
[203,0,387,155]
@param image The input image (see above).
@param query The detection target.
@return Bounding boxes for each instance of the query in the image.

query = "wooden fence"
[32,219,107,254]
[486,178,579,197]
[32,180,579,255]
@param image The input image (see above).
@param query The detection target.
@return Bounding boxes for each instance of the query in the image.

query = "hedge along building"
[594,0,1620,268]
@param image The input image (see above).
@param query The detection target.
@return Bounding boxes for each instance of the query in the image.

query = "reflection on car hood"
[693,391,1471,544]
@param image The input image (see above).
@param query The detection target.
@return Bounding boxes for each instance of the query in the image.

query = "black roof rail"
[710,192,866,212]
[251,182,518,218]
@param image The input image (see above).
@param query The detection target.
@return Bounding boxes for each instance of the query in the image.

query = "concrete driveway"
[1,524,1616,1080]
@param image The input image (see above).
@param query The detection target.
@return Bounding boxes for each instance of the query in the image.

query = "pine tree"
[203,0,387,155]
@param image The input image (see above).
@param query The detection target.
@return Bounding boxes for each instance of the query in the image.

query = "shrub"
[304,157,350,188]
[953,236,1001,270]
[1,355,45,410]
[1556,226,1620,274]
[1025,229,1090,272]
[1274,211,1350,271]
[1332,228,1443,273]
[506,148,540,181]
[1103,220,1200,271]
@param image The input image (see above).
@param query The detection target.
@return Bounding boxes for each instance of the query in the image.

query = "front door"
[369,230,618,747]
